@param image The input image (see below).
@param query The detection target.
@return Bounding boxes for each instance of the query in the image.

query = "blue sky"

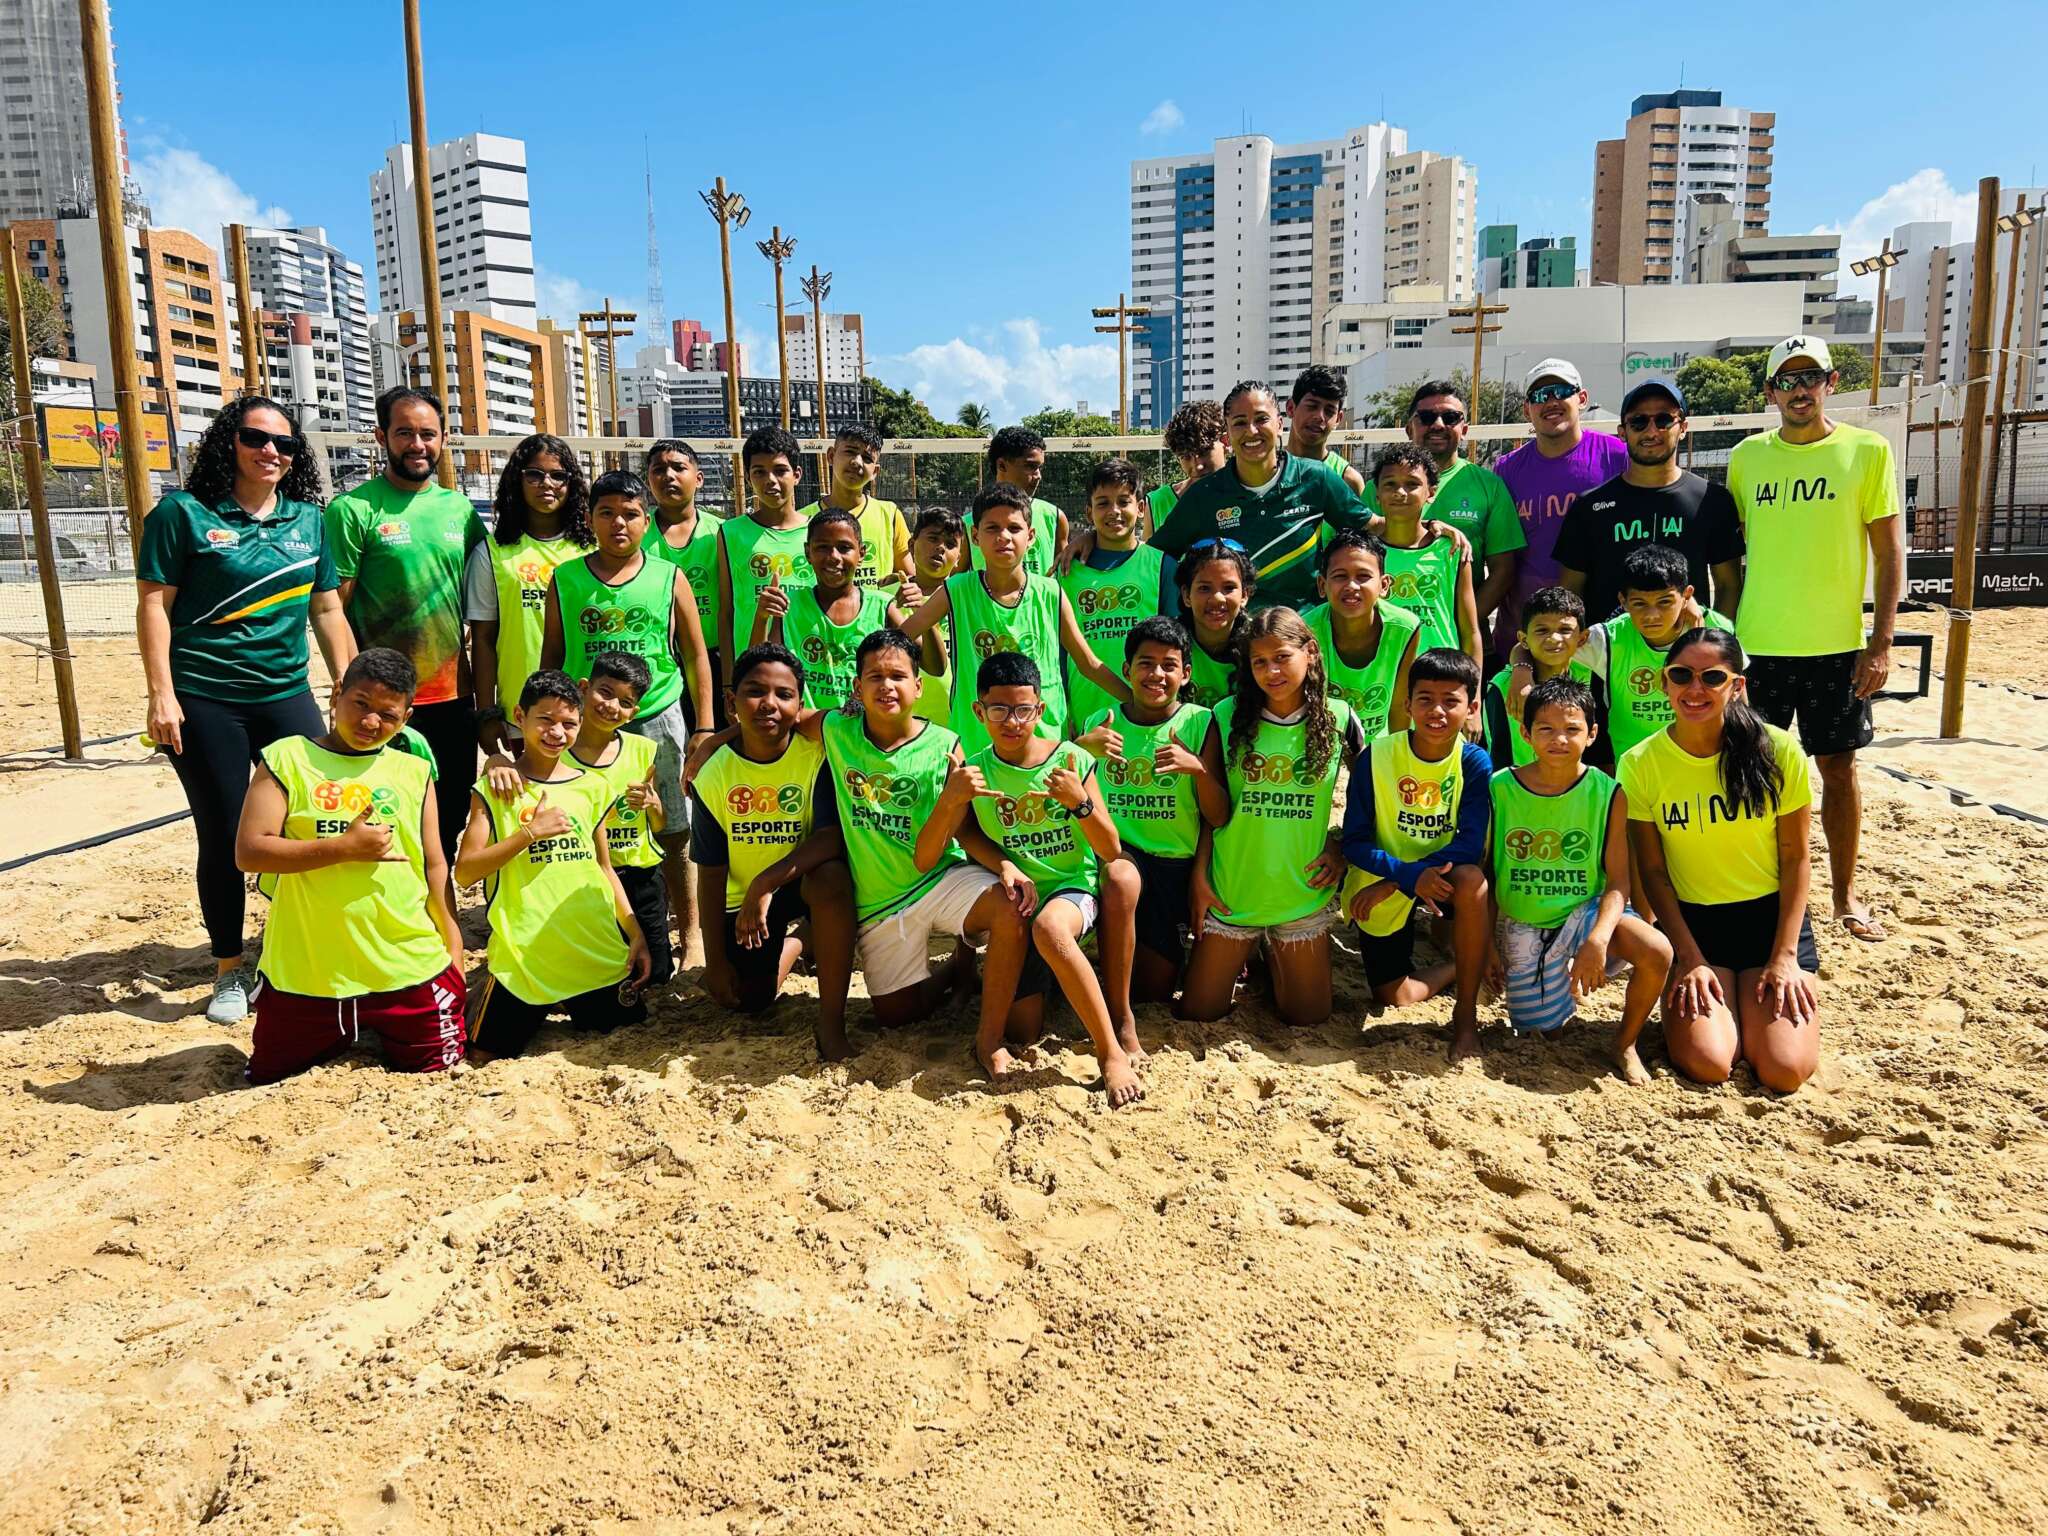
[116,0,2046,420]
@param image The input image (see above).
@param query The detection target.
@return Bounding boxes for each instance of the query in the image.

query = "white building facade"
[370,132,536,327]
[782,310,865,384]
[242,225,375,430]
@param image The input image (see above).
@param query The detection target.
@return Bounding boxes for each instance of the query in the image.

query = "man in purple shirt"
[1489,357,1629,656]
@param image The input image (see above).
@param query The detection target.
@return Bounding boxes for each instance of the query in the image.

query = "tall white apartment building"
[1592,90,1775,286]
[0,0,135,222]
[369,132,536,326]
[1382,150,1476,301]
[241,225,375,430]
[783,310,865,384]
[1920,193,2048,411]
[1130,123,1437,429]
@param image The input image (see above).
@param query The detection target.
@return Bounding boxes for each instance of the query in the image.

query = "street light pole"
[1983,197,2041,515]
[701,178,750,510]
[401,0,456,489]
[1941,178,2001,741]
[755,226,797,430]
[1849,237,1899,405]
[1092,293,1153,432]
[801,264,831,482]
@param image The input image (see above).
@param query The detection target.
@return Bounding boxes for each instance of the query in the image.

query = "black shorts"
[1129,847,1194,963]
[472,974,647,1057]
[1746,651,1872,757]
[616,863,674,986]
[1677,893,1819,975]
[1357,900,1457,991]
[723,884,808,1009]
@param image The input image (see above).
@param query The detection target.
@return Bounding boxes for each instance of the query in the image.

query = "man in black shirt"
[1553,377,1744,621]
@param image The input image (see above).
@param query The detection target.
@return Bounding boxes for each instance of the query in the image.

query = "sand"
[2,615,2046,1535]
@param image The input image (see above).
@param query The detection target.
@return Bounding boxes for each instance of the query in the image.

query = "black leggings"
[407,698,478,859]
[165,689,324,960]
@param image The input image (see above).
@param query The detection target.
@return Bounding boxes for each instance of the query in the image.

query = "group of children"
[228,422,1788,1105]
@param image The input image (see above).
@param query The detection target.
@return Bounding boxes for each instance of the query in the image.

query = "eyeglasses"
[1770,368,1829,393]
[979,702,1043,724]
[1185,536,1246,557]
[1625,412,1680,432]
[1664,665,1734,689]
[522,468,571,486]
[1527,383,1579,406]
[236,426,300,456]
[1412,409,1465,428]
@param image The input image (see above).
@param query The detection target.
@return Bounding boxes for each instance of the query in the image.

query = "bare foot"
[815,1022,853,1063]
[1115,1014,1149,1064]
[1448,1017,1482,1062]
[1103,1054,1145,1107]
[1612,1042,1651,1086]
[978,1042,1026,1079]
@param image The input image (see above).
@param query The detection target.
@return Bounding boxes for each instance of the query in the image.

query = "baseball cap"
[1525,357,1582,391]
[1620,375,1686,416]
[1766,335,1832,378]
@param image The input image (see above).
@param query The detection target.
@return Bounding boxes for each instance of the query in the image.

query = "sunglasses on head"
[1664,664,1734,689]
[1527,382,1579,406]
[237,426,300,456]
[1770,368,1829,393]
[1625,411,1680,432]
[1186,536,1246,557]
[521,467,571,486]
[1412,408,1465,428]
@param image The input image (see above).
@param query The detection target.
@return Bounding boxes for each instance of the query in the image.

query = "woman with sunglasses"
[1620,628,1820,1093]
[137,396,355,1024]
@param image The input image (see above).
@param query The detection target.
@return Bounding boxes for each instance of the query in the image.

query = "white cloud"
[872,317,1118,420]
[1812,168,1977,298]
[535,264,601,324]
[131,144,289,246]
[1140,99,1184,137]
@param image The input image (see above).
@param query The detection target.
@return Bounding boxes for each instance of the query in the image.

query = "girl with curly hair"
[464,432,593,760]
[136,396,355,1024]
[1179,605,1363,1028]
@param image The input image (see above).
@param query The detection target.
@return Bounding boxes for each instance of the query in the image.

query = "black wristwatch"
[1071,797,1095,820]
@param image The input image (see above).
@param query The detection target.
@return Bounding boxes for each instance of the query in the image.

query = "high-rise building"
[671,317,714,368]
[782,310,865,384]
[369,133,535,326]
[256,310,349,433]
[1382,150,1476,301]
[1479,225,1578,295]
[11,217,246,441]
[371,307,559,445]
[1591,90,1774,286]
[539,318,595,436]
[241,225,374,431]
[1683,196,1839,330]
[1920,193,2048,410]
[0,0,139,222]
[1131,122,1425,428]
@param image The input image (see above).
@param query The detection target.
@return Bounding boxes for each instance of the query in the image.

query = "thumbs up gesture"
[524,791,570,843]
[757,566,790,622]
[625,765,660,812]
[335,804,397,862]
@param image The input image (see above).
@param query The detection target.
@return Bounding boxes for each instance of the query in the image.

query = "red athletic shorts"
[247,960,467,1084]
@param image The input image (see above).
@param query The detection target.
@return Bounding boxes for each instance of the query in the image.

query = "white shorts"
[856,863,998,998]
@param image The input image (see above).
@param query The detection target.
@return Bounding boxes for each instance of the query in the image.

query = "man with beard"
[325,386,487,858]
[1553,377,1743,622]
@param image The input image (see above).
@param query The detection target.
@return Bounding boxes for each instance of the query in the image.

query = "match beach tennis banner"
[1906,552,2048,609]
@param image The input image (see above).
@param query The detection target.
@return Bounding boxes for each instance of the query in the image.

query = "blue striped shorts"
[1500,899,1628,1036]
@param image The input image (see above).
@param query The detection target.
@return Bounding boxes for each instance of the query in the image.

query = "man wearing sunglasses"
[325,386,489,860]
[1490,358,1629,658]
[1726,335,1903,944]
[1367,380,1524,639]
[1554,376,1743,623]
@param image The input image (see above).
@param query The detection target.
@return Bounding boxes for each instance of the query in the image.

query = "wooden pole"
[77,0,149,560]
[4,230,83,758]
[1940,178,2001,740]
[756,226,795,430]
[711,179,743,511]
[803,264,830,484]
[1982,195,2025,518]
[1868,236,1890,405]
[401,0,456,489]
[227,223,266,399]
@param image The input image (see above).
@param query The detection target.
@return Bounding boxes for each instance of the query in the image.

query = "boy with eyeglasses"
[1554,378,1744,622]
[1726,335,1903,944]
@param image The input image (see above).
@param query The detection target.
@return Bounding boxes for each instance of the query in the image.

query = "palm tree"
[956,402,992,433]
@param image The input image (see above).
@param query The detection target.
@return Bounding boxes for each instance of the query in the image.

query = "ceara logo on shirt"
[1503,826,1591,862]
[375,520,413,545]
[843,768,917,808]
[1076,584,1143,617]
[725,782,806,816]
[205,527,240,547]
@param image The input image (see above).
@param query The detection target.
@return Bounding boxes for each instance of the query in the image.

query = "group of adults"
[135,332,1901,1033]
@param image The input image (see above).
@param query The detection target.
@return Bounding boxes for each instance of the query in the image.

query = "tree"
[1019,407,1126,512]
[956,401,991,433]
[1351,369,1524,431]
[1674,355,1759,416]
[0,265,64,504]
[864,375,983,506]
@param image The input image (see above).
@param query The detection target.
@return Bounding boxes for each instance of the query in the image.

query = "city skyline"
[80,0,2048,419]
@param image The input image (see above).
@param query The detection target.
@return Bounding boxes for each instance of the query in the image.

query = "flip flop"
[1837,911,1886,943]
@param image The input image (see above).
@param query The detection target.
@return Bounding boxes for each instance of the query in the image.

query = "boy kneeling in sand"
[235,648,465,1083]
[1486,678,1671,1084]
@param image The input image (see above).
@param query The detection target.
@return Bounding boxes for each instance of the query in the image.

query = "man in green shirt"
[1727,335,1903,944]
[1286,365,1367,495]
[1364,380,1525,638]
[1150,380,1369,612]
[325,386,487,855]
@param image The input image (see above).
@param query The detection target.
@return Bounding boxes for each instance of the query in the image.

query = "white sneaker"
[207,966,251,1025]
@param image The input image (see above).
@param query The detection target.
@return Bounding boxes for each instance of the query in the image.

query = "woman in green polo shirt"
[137,397,355,1025]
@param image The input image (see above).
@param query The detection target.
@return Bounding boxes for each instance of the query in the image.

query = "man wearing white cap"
[1726,335,1902,943]
[1490,357,1629,657]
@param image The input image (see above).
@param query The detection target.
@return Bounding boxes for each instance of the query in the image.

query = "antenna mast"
[644,139,667,359]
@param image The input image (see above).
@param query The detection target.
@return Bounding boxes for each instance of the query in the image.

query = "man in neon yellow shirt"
[1727,335,1903,943]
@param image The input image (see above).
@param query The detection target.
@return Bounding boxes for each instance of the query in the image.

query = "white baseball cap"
[1524,357,1582,391]
[1767,335,1832,378]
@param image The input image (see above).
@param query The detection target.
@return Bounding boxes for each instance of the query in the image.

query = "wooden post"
[1940,178,2002,740]
[756,226,796,430]
[704,177,746,510]
[1868,237,1891,405]
[77,0,150,560]
[1448,292,1508,424]
[802,264,831,483]
[401,0,456,489]
[1982,194,2028,519]
[4,230,83,758]
[1092,293,1153,432]
[228,223,267,399]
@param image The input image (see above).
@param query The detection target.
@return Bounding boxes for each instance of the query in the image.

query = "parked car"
[0,531,103,581]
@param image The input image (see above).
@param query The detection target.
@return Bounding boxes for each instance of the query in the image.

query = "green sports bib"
[1059,545,1165,741]
[1382,537,1464,655]
[945,571,1068,758]
[1486,656,1596,767]
[722,518,813,658]
[255,737,448,998]
[488,533,586,714]
[822,712,964,924]
[1489,767,1615,929]
[644,513,723,652]
[554,554,684,718]
[781,585,892,712]
[1210,696,1354,929]
[968,741,1099,901]
[1601,607,1732,760]
[970,498,1061,577]
[1085,702,1212,858]
[693,734,824,911]
[1188,637,1237,709]
[1349,731,1468,938]
[478,768,629,1004]
[579,730,662,870]
[1304,601,1417,740]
